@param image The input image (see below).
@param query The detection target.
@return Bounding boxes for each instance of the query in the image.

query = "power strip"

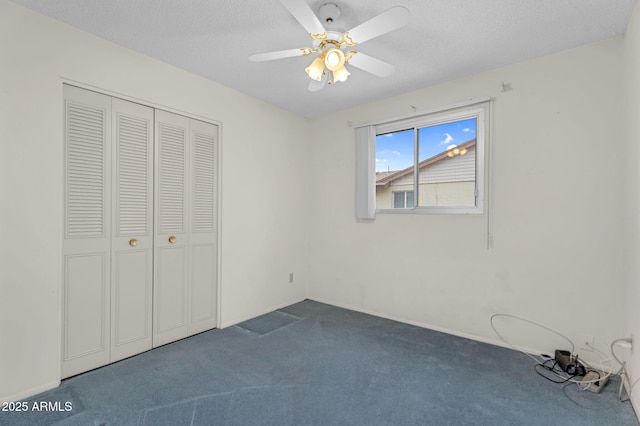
[579,370,609,393]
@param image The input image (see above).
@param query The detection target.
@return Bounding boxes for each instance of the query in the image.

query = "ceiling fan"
[249,0,411,91]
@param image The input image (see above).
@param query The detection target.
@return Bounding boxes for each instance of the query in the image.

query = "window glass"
[375,129,413,210]
[372,106,485,214]
[392,191,414,209]
[417,118,476,207]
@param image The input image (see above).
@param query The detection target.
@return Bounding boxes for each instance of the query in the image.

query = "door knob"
[129,239,138,247]
[168,236,176,243]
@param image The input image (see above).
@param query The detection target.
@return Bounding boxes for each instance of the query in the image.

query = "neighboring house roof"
[374,171,397,181]
[376,138,476,187]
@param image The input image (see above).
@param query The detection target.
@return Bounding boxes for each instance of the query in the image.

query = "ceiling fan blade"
[249,48,306,62]
[308,72,328,92]
[347,52,395,77]
[344,6,410,45]
[279,0,326,37]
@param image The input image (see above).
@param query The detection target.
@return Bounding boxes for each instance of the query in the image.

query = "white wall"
[624,0,640,415]
[0,0,308,401]
[2,0,638,412]
[307,38,629,362]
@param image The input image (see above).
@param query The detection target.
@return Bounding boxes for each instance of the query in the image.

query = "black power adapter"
[554,349,586,376]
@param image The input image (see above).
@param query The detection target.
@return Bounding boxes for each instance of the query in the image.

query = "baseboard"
[631,392,640,422]
[222,296,627,381]
[218,296,307,329]
[307,297,544,356]
[1,380,60,403]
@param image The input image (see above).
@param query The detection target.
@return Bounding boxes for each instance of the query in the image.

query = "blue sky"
[376,118,476,173]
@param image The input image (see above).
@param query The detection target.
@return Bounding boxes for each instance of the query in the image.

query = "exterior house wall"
[376,181,476,209]
[376,145,477,209]
[421,146,476,184]
[419,181,476,207]
[376,184,413,209]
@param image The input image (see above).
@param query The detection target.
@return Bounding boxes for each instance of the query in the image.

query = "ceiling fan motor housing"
[319,3,340,24]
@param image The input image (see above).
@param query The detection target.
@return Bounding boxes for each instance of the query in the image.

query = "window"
[355,100,488,218]
[393,191,414,209]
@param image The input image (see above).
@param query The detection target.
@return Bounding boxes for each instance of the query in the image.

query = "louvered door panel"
[111,99,153,362]
[192,130,216,233]
[117,113,150,234]
[189,120,218,334]
[66,102,107,238]
[153,110,189,347]
[158,124,185,233]
[62,85,111,378]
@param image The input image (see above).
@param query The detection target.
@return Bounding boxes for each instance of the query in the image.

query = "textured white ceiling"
[9,0,637,118]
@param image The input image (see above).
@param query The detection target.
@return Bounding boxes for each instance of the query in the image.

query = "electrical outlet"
[581,334,594,351]
[289,272,294,284]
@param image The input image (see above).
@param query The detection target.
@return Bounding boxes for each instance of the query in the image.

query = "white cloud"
[378,149,401,156]
[440,133,454,145]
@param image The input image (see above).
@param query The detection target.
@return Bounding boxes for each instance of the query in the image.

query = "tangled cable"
[490,313,615,389]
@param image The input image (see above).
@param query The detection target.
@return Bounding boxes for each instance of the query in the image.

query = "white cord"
[490,313,614,386]
[583,343,614,373]
[610,338,636,401]
[611,338,632,374]
[490,313,575,360]
[619,373,640,402]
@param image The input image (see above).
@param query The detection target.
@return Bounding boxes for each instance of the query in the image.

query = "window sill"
[376,207,483,215]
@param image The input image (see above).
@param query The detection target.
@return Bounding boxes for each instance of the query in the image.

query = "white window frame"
[355,97,489,219]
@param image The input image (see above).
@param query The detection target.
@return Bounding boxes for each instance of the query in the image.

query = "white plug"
[614,338,633,350]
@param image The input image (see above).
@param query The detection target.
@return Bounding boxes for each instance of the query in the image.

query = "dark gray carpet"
[1,300,638,425]
[234,310,302,336]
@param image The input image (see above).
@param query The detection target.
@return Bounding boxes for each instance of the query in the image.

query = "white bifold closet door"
[62,86,217,378]
[62,86,113,378]
[153,110,218,347]
[62,86,154,378]
[110,98,154,362]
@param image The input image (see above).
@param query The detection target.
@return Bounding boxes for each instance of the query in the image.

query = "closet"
[61,85,218,378]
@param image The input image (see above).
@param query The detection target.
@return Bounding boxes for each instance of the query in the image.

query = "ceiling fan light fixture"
[305,56,325,81]
[332,65,350,83]
[324,48,345,71]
